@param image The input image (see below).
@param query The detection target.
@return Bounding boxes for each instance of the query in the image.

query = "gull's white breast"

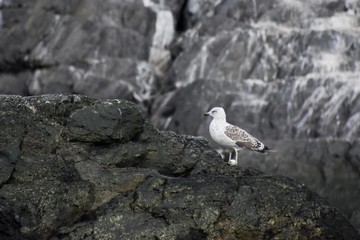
[209,119,236,148]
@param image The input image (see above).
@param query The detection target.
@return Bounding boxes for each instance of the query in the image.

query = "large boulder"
[0,95,358,239]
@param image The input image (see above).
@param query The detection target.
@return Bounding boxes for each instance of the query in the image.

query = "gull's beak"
[203,112,210,116]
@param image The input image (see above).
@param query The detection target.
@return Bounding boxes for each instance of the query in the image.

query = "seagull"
[203,107,273,165]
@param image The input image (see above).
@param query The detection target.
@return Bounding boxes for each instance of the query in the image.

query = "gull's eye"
[211,110,216,114]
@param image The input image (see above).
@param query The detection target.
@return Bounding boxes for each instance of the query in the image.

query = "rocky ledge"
[0,95,358,240]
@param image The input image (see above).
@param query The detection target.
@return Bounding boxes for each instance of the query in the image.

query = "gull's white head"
[203,107,226,120]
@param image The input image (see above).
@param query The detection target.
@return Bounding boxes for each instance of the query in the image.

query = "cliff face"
[153,0,360,140]
[1,0,360,233]
[0,95,359,240]
[4,0,358,139]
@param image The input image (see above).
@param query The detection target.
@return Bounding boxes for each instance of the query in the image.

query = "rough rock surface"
[1,0,360,233]
[236,139,360,235]
[0,95,359,240]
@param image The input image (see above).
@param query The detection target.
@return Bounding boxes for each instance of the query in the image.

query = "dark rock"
[67,100,144,143]
[0,95,358,239]
[237,139,360,232]
[0,0,157,105]
[1,0,360,233]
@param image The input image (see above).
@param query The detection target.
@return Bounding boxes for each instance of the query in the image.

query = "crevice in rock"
[159,178,168,201]
[129,176,170,226]
[1,165,16,187]
[0,60,55,74]
[2,128,29,186]
[263,229,279,239]
[180,228,208,240]
[0,152,16,188]
[175,0,189,32]
[73,210,98,224]
[172,139,204,178]
[172,165,196,178]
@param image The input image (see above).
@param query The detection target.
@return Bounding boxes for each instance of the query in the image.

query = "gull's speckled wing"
[224,124,265,151]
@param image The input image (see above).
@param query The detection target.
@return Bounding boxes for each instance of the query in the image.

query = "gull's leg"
[235,149,239,165]
[228,149,237,166]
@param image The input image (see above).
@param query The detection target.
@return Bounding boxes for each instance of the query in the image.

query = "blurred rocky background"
[1,0,360,233]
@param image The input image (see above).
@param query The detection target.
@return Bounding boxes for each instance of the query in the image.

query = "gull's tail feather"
[262,146,276,153]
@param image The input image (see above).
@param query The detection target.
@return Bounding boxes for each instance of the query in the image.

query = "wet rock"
[0,95,359,239]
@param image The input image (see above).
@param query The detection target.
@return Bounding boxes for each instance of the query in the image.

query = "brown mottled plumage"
[224,125,268,153]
